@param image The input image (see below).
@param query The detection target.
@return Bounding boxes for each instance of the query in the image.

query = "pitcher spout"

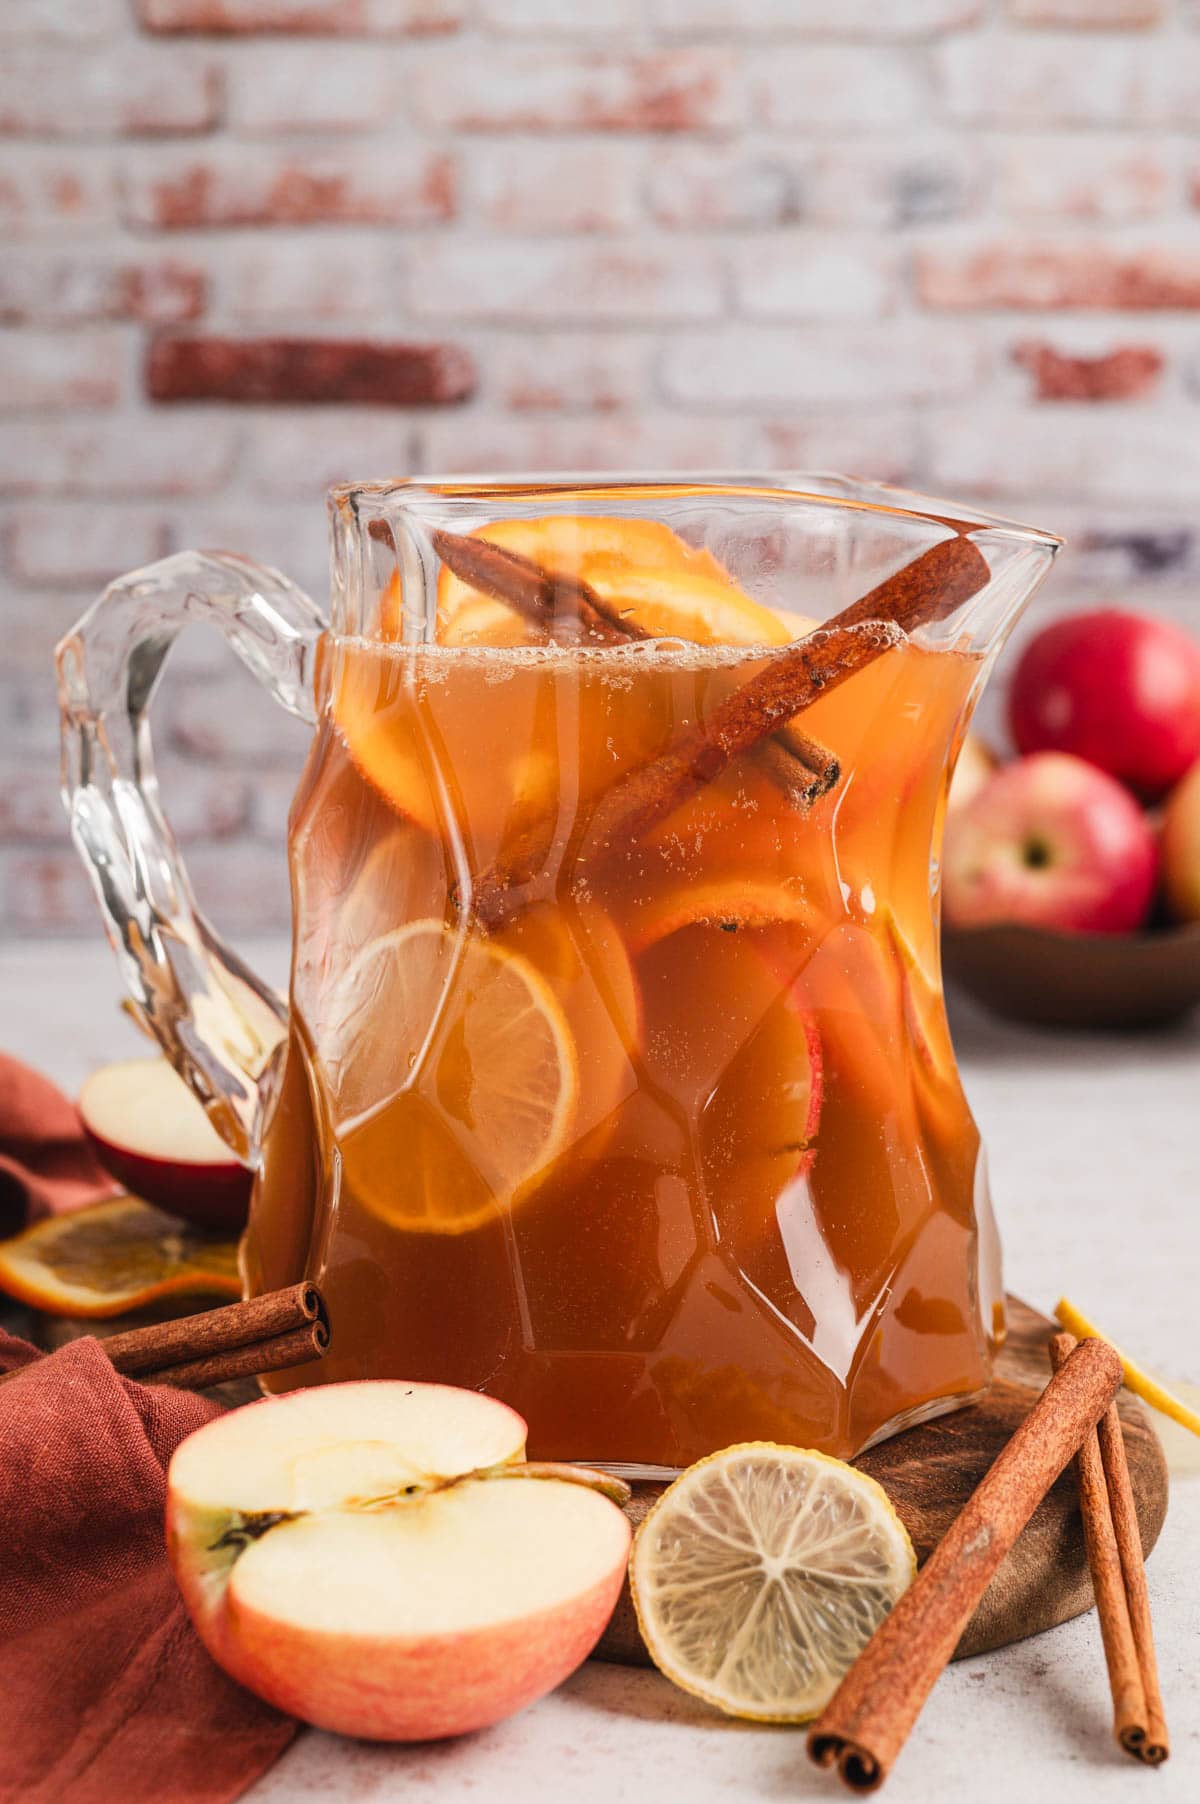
[770,472,1063,662]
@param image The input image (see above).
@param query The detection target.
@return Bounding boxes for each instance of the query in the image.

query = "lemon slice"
[321,920,578,1236]
[630,1442,914,1723]
[0,1196,241,1319]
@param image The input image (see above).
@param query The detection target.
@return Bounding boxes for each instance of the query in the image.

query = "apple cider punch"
[60,477,1059,1476]
[239,498,1032,1474]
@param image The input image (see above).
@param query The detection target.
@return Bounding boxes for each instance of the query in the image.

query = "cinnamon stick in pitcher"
[1049,1331,1168,1765]
[464,533,990,927]
[432,529,631,646]
[432,526,840,804]
[806,1334,1123,1793]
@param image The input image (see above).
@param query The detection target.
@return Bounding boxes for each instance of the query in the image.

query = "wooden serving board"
[595,1295,1169,1666]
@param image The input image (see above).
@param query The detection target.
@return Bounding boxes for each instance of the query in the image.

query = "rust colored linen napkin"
[0,1327,296,1804]
[0,1053,116,1235]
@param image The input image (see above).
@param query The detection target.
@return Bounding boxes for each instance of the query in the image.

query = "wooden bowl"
[942,920,1200,1030]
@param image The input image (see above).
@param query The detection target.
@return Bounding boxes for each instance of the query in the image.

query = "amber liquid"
[244,636,1002,1471]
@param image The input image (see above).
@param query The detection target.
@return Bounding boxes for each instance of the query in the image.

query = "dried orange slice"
[0,1195,241,1319]
[322,919,580,1236]
[631,1442,914,1722]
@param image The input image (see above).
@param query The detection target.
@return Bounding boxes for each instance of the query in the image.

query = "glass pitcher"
[57,477,1059,1475]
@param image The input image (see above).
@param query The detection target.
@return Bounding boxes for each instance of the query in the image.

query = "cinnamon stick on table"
[806,1334,1123,1794]
[1049,1331,1169,1765]
[463,533,991,928]
[3,1285,331,1392]
[431,527,842,810]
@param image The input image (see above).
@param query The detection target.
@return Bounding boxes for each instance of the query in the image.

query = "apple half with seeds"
[166,1382,631,1741]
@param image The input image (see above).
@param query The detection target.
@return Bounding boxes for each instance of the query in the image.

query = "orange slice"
[885,911,969,1146]
[439,595,544,649]
[577,555,791,648]
[330,638,561,852]
[435,516,795,649]
[435,515,734,634]
[636,923,823,1246]
[0,1195,241,1319]
[624,876,817,956]
[322,920,580,1236]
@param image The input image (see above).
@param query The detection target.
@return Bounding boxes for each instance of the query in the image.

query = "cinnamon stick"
[0,1285,331,1393]
[806,1334,1123,1793]
[142,1320,328,1390]
[101,1282,323,1375]
[432,525,839,804]
[1050,1331,1168,1765]
[432,528,631,646]
[465,534,990,926]
[1097,1406,1170,1764]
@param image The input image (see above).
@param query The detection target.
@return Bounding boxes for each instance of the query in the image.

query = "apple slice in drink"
[79,1057,251,1232]
[167,1381,631,1741]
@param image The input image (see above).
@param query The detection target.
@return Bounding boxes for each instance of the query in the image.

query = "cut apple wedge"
[79,1057,252,1232]
[167,1382,632,1741]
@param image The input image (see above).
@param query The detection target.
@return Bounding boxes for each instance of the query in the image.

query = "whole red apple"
[1008,608,1200,801]
[943,751,1158,935]
[1162,759,1200,923]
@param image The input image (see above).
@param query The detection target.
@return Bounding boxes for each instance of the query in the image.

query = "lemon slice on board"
[321,920,579,1237]
[0,1196,241,1319]
[630,1442,915,1723]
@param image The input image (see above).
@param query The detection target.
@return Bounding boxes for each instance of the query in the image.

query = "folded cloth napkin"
[0,1328,296,1804]
[0,1054,116,1235]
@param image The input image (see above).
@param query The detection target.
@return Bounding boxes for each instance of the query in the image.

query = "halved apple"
[167,1381,631,1741]
[78,1057,251,1232]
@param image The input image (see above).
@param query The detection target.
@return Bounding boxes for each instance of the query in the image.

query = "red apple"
[79,1057,251,1232]
[1008,608,1200,801]
[1162,759,1200,923]
[167,1382,631,1741]
[943,751,1158,935]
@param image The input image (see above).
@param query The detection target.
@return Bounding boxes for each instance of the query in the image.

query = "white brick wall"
[2,0,1199,937]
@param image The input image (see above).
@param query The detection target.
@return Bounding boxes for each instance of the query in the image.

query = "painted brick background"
[3,0,1200,938]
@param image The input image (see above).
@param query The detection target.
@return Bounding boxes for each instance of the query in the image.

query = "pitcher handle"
[55,550,327,1167]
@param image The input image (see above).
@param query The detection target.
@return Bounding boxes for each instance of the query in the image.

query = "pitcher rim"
[327,471,1065,555]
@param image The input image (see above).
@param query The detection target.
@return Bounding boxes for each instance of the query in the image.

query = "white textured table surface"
[4,938,1197,1802]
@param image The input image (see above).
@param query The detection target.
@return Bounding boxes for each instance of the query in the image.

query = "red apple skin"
[218,1566,625,1741]
[1162,759,1200,923]
[82,1126,251,1233]
[167,1492,629,1742]
[943,751,1159,935]
[1008,608,1200,801]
